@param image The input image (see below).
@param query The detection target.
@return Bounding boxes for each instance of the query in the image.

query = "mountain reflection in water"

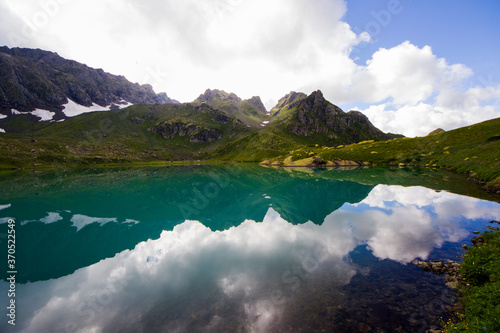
[0,165,499,332]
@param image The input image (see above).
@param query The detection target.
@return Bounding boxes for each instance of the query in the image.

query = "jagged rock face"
[284,90,390,144]
[245,96,267,114]
[194,89,269,127]
[291,90,343,134]
[0,46,178,115]
[270,91,307,116]
[150,122,200,139]
[190,129,222,143]
[211,114,232,124]
[148,121,223,143]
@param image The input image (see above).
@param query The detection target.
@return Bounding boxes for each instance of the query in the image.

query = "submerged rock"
[412,260,431,272]
[412,259,461,290]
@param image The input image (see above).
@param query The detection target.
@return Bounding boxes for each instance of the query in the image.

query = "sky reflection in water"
[1,168,500,332]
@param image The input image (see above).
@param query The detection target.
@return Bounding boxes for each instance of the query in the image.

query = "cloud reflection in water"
[5,185,500,333]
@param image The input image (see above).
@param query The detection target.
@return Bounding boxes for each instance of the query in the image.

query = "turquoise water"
[1,165,499,332]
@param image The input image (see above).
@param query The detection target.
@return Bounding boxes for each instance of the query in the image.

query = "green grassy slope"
[261,117,499,190]
[192,89,270,127]
[1,98,498,196]
[0,104,255,168]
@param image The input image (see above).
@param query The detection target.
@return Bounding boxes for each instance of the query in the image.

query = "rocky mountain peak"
[279,90,390,144]
[0,46,179,119]
[197,89,242,104]
[270,91,307,116]
[299,90,343,119]
[303,90,328,110]
[244,96,267,113]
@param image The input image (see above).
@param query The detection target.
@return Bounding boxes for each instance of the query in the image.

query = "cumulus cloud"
[348,42,472,105]
[8,209,358,333]
[1,0,499,135]
[1,0,357,106]
[359,86,500,137]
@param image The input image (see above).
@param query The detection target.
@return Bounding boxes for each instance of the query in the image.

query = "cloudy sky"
[1,0,499,136]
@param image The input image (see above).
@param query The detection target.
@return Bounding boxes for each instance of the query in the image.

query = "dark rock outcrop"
[148,121,223,143]
[190,129,222,143]
[149,122,200,139]
[278,90,390,144]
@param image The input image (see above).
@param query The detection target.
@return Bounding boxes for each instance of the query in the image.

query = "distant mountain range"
[0,46,399,166]
[1,46,498,196]
[0,46,178,120]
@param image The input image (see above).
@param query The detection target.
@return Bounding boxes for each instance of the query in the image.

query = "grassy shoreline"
[255,118,500,195]
[442,226,500,332]
[1,117,499,195]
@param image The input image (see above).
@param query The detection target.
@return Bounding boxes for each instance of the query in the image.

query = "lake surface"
[1,165,499,332]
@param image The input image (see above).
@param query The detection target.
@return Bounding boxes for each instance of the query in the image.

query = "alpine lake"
[1,164,499,333]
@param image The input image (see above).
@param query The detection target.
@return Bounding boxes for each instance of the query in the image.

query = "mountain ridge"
[193,89,269,128]
[0,46,407,171]
[273,90,390,144]
[0,46,178,120]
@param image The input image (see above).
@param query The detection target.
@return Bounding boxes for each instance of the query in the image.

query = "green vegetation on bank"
[0,95,499,195]
[261,118,500,191]
[443,228,500,332]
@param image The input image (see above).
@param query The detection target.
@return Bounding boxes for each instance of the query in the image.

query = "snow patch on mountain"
[10,108,55,121]
[62,99,133,117]
[31,109,56,121]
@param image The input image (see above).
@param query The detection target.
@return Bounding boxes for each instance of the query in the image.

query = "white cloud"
[353,185,500,262]
[360,84,500,137]
[0,0,358,107]
[0,0,498,135]
[349,42,473,105]
[11,209,359,333]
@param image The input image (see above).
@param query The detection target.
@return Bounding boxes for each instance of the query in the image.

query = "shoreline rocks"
[413,228,497,292]
[412,259,461,290]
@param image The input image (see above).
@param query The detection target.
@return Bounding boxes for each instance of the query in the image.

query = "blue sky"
[0,0,499,136]
[341,0,500,111]
[344,0,500,87]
